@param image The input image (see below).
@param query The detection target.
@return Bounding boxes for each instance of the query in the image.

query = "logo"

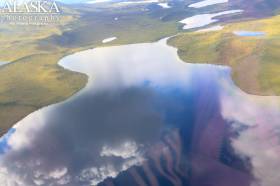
[0,0,62,25]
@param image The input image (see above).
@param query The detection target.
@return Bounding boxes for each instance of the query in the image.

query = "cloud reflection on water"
[0,39,280,186]
[0,39,194,185]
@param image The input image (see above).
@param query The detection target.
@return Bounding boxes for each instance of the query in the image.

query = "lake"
[179,10,243,30]
[0,39,280,186]
[188,0,228,8]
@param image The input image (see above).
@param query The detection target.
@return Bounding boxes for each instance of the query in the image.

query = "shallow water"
[233,31,266,37]
[0,39,280,186]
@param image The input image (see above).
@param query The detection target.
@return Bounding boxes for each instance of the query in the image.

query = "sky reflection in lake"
[0,39,280,186]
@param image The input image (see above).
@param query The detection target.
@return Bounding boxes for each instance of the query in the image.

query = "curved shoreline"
[1,35,280,186]
[0,37,232,185]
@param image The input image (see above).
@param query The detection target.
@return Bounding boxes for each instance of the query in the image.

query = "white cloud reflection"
[220,72,280,186]
[1,36,280,186]
[0,38,192,186]
[188,0,228,8]
[100,141,140,158]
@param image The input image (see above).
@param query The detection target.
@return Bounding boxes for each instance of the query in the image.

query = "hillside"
[169,14,280,95]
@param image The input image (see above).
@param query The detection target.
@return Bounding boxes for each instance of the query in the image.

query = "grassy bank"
[0,53,87,136]
[168,15,280,95]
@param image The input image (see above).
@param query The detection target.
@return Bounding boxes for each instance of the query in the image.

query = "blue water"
[233,31,266,37]
[0,128,16,154]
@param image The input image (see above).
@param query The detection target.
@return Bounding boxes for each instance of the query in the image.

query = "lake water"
[0,39,280,186]
[233,31,266,37]
[188,0,228,8]
[179,10,243,30]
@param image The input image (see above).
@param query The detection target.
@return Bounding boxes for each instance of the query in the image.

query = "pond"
[179,10,243,30]
[0,39,280,186]
[233,31,266,37]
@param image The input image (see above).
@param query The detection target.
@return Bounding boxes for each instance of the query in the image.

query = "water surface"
[0,39,280,186]
[233,31,266,37]
[179,10,243,30]
[188,0,228,8]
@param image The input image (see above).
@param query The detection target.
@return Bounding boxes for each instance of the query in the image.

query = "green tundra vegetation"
[169,14,280,95]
